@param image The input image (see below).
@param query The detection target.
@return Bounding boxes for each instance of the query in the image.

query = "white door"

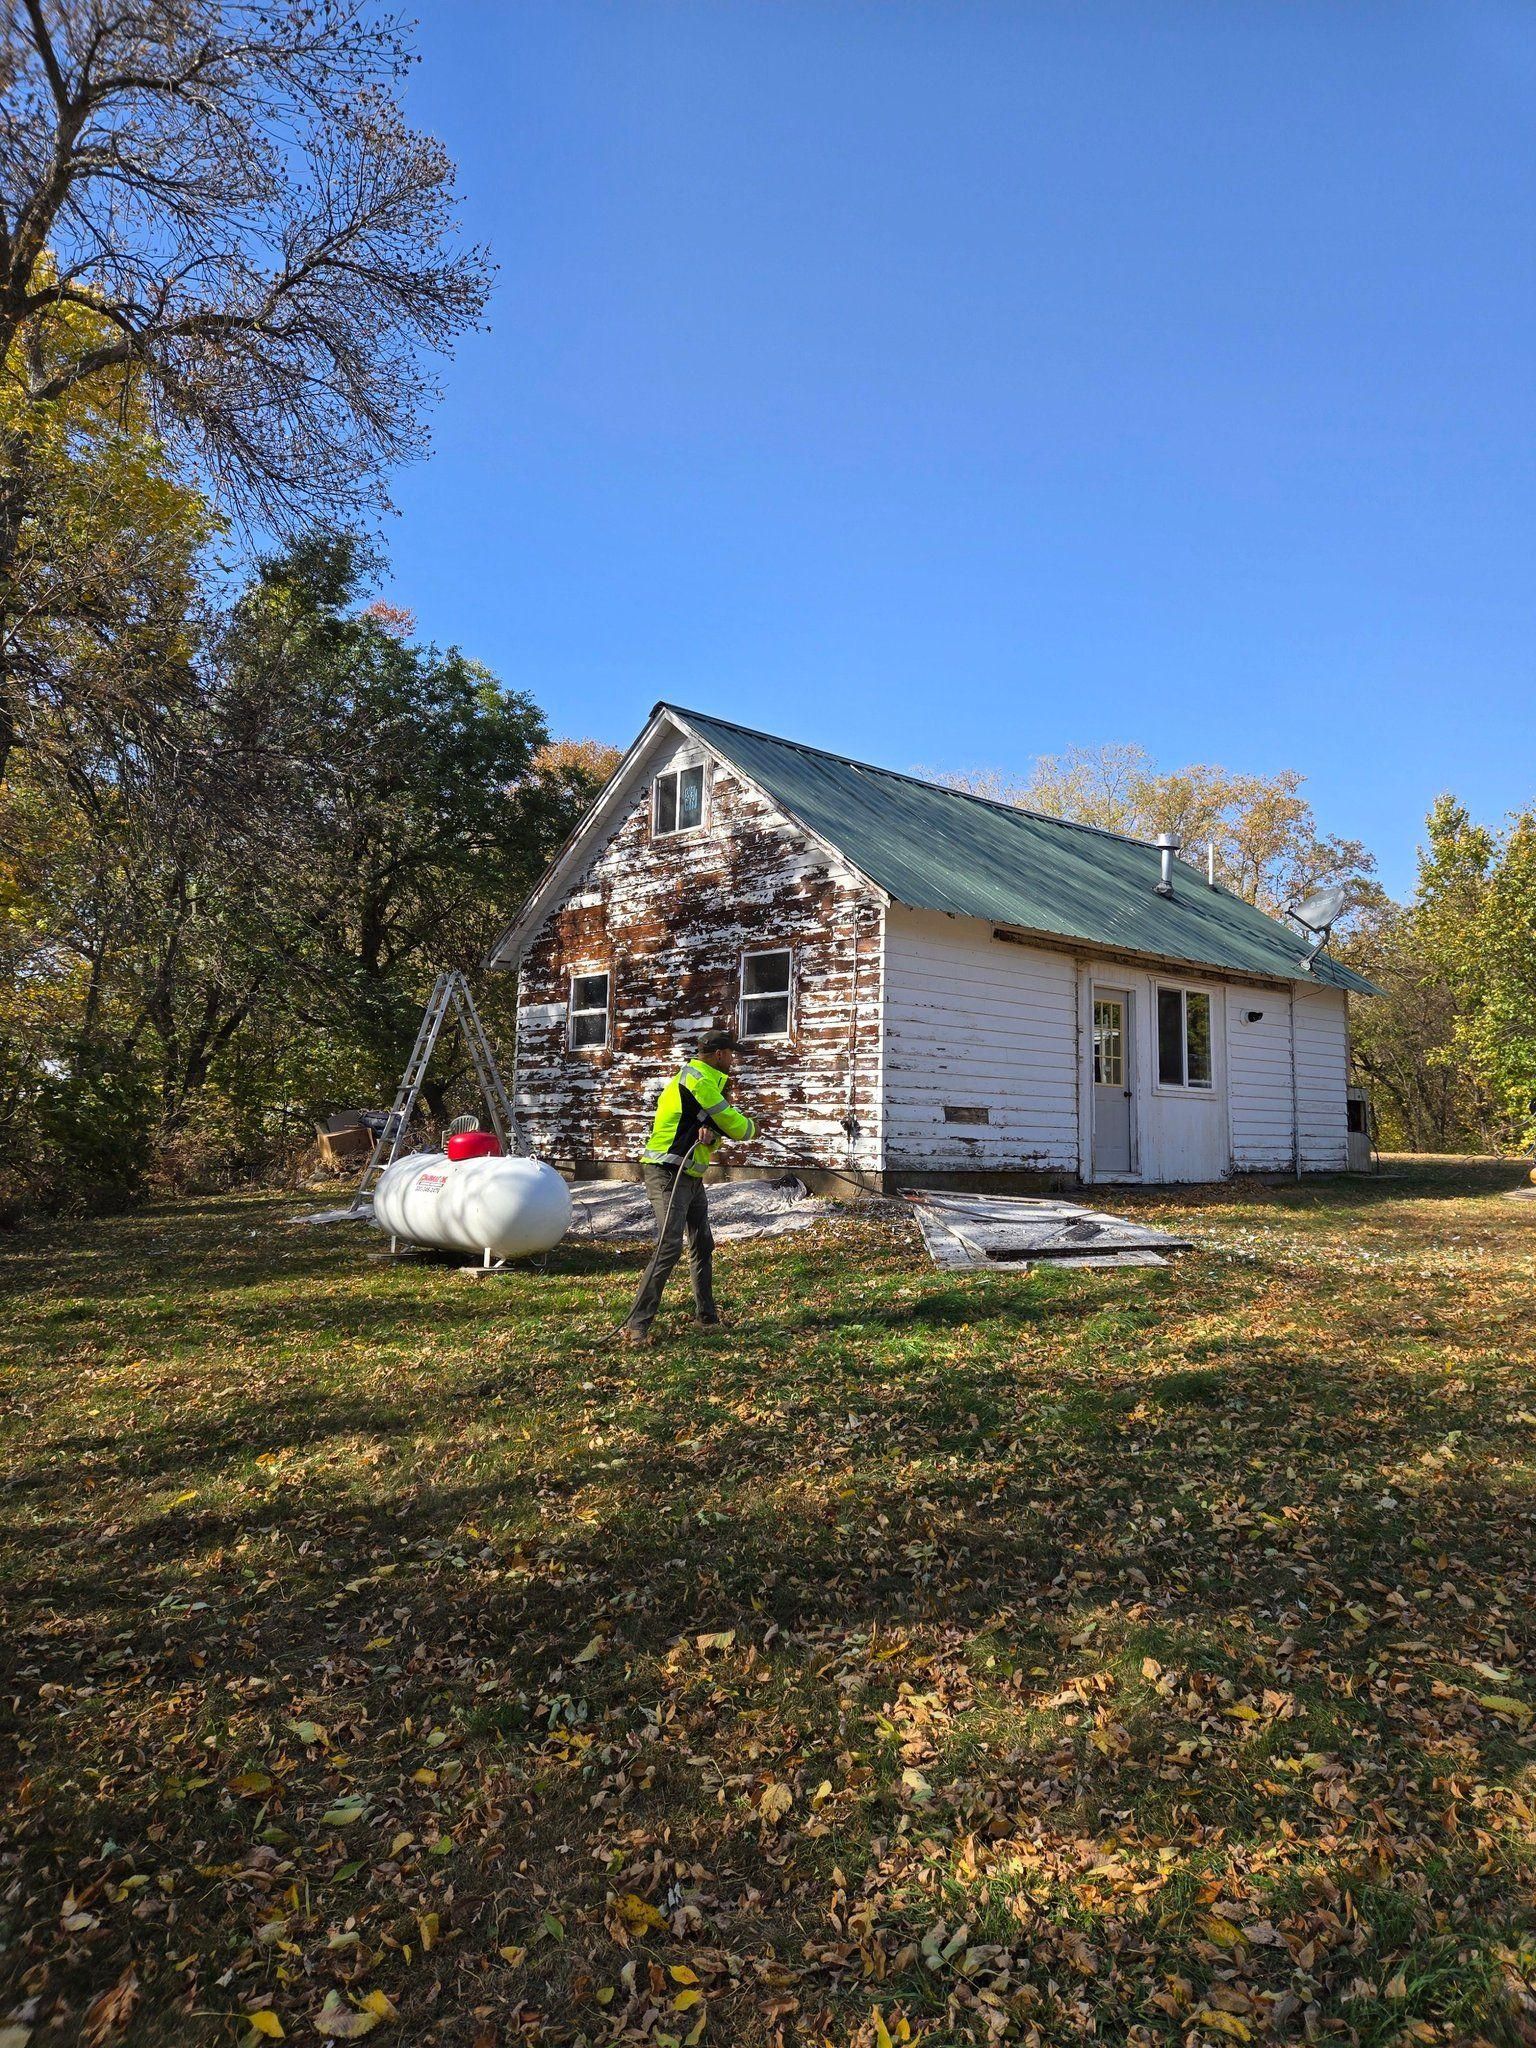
[1092,988,1135,1176]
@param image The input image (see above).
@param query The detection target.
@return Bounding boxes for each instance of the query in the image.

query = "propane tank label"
[417,1171,447,1194]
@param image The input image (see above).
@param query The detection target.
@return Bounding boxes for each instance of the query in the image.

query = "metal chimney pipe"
[1154,832,1180,898]
[1207,841,1217,888]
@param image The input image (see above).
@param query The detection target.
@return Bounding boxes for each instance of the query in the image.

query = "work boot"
[618,1324,651,1348]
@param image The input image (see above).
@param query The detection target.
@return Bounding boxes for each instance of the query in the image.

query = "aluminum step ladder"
[350,970,522,1211]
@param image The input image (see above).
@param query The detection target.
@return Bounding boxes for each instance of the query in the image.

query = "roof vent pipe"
[1207,841,1217,888]
[1154,832,1180,898]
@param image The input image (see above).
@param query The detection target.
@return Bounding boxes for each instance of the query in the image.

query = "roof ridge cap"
[660,702,1162,855]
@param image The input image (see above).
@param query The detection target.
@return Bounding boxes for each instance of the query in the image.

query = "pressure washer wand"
[751,1125,874,1202]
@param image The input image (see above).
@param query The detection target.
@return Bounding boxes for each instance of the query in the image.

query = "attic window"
[654,764,705,837]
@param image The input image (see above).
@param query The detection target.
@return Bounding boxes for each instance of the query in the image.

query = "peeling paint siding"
[512,737,885,1174]
[1294,985,1350,1170]
[882,909,1081,1172]
[1227,988,1296,1170]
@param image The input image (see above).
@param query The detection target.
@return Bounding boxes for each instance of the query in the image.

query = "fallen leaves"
[1478,1692,1532,1727]
[757,1780,794,1823]
[612,1892,667,1936]
[8,1171,1536,2045]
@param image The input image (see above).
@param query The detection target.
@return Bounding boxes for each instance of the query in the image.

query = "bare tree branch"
[0,0,492,777]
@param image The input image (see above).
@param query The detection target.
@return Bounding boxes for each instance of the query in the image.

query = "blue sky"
[389,1,1536,898]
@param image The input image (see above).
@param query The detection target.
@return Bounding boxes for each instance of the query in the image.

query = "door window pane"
[1185,992,1213,1088]
[1157,988,1184,1086]
[1093,1000,1123,1087]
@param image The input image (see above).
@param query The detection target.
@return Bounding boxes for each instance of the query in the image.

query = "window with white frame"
[739,948,792,1039]
[568,969,611,1050]
[1156,985,1213,1090]
[653,763,705,837]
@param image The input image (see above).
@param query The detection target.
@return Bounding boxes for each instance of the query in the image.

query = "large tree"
[943,742,1378,918]
[0,0,490,774]
[1,539,607,1207]
[206,537,595,1103]
[0,290,215,783]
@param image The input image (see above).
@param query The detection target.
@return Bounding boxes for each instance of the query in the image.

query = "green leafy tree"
[1,290,216,786]
[943,742,1378,916]
[206,537,597,1114]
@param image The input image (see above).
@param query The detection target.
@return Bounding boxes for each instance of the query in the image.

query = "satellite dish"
[1289,884,1350,935]
[1286,884,1351,971]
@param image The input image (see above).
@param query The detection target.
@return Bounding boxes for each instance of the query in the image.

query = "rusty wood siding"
[513,738,885,1174]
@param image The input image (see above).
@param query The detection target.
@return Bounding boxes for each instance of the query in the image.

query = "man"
[620,1030,758,1343]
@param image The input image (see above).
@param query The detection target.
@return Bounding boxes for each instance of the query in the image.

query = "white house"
[488,705,1374,1189]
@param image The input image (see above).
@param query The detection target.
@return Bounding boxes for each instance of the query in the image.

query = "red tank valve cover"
[445,1130,502,1161]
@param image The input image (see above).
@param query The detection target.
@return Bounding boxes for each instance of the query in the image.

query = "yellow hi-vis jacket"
[641,1057,757,1176]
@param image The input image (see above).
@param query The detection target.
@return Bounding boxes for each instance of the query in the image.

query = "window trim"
[1153,982,1216,1093]
[567,965,611,1052]
[652,761,707,839]
[737,946,794,1042]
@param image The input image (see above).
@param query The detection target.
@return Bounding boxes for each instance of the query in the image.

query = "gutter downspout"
[1288,983,1301,1181]
[844,901,864,1178]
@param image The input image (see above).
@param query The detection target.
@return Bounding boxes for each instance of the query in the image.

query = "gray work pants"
[624,1164,717,1332]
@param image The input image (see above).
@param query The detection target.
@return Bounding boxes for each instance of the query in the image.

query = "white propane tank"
[372,1152,572,1261]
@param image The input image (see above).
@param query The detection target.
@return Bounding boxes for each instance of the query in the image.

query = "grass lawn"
[3,1162,1536,2048]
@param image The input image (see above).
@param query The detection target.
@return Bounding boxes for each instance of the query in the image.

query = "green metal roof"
[668,705,1376,995]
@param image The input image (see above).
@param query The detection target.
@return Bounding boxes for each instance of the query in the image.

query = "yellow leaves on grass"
[1199,1912,1246,1949]
[228,1771,273,1798]
[313,1992,376,2038]
[1196,2010,1251,2041]
[247,2017,283,2041]
[758,1780,794,1824]
[313,1989,396,2038]
[1478,1693,1532,1727]
[612,1892,667,1935]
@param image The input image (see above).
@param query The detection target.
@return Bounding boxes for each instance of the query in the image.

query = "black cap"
[699,1029,738,1055]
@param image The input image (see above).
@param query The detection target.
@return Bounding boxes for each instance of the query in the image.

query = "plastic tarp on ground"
[570,1176,834,1243]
